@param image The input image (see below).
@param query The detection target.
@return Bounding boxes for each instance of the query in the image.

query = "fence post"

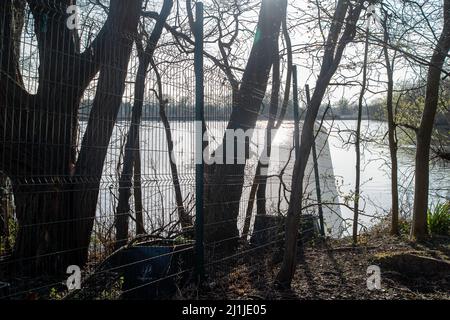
[194,1,205,281]
[292,66,300,157]
[305,84,325,237]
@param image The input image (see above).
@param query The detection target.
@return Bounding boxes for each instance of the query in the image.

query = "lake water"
[86,119,450,238]
[325,120,449,234]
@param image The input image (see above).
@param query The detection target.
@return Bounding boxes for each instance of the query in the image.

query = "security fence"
[0,1,342,299]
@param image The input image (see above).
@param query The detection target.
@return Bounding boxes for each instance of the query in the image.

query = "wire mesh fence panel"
[0,0,345,300]
[0,0,203,299]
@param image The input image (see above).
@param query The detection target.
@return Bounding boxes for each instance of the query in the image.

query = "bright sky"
[18,0,444,107]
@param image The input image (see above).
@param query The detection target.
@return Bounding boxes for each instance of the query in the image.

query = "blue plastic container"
[106,241,194,299]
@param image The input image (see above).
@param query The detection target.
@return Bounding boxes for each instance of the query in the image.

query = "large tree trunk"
[115,0,174,248]
[411,0,450,240]
[0,0,142,275]
[72,1,142,263]
[276,0,364,287]
[1,0,84,275]
[204,0,287,251]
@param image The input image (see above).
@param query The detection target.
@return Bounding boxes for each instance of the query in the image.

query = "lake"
[83,119,450,238]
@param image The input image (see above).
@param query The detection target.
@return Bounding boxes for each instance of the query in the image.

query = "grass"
[427,201,450,236]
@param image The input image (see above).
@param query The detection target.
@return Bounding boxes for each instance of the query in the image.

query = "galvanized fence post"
[194,1,205,281]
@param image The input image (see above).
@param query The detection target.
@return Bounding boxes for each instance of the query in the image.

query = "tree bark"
[382,13,399,236]
[411,0,450,241]
[71,0,142,264]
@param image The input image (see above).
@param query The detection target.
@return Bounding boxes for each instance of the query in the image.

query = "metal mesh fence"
[0,1,343,300]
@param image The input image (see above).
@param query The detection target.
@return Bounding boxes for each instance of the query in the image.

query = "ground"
[189,232,450,300]
[3,229,448,300]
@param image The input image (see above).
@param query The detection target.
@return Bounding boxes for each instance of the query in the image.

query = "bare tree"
[353,9,370,244]
[381,9,399,236]
[411,0,450,240]
[276,0,364,287]
[115,0,174,248]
